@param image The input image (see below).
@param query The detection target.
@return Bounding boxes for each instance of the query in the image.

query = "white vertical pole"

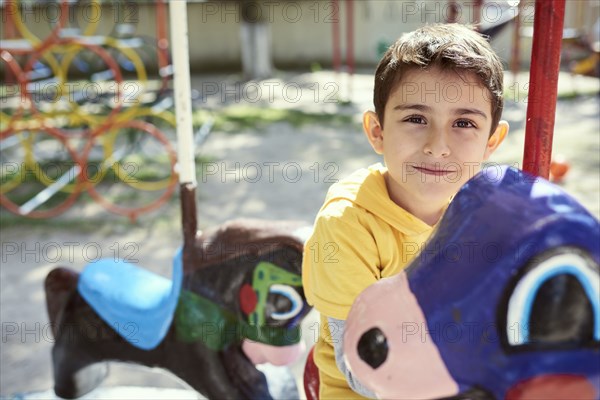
[169,0,196,185]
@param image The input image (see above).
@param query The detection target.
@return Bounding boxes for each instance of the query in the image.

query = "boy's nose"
[423,133,450,157]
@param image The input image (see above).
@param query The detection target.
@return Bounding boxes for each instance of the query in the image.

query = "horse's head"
[344,166,600,399]
[176,219,313,365]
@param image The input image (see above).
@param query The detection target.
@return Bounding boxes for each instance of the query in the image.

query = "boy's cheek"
[460,162,483,180]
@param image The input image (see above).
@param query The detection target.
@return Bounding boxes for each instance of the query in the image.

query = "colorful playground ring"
[81,119,178,219]
[1,105,176,196]
[0,126,84,218]
[0,50,30,136]
[22,39,125,134]
[4,0,69,55]
[1,0,175,219]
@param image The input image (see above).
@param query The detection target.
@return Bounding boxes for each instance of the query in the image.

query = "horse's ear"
[188,219,309,272]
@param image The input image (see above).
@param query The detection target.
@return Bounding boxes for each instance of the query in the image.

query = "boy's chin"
[413,178,465,194]
[387,173,466,211]
[412,182,464,206]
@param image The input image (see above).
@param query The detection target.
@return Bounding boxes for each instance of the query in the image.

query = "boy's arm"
[302,205,381,320]
[302,203,381,397]
[328,317,377,399]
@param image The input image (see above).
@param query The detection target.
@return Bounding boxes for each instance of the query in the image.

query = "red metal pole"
[156,0,169,71]
[447,0,459,23]
[346,0,354,76]
[522,0,566,179]
[473,0,483,26]
[332,0,341,72]
[510,1,523,85]
[346,0,354,99]
[155,0,171,94]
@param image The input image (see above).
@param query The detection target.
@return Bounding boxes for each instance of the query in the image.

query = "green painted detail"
[249,261,302,326]
[175,290,238,351]
[174,289,301,351]
[243,322,301,345]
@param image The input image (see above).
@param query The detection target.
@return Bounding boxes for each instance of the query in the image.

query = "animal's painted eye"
[506,249,600,347]
[267,284,303,321]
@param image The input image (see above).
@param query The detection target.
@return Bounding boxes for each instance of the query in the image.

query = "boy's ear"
[363,111,384,154]
[483,120,509,160]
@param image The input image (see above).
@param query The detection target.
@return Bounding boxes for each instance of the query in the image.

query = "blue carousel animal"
[45,219,312,399]
[343,166,600,399]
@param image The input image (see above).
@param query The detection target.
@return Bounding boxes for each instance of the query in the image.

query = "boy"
[302,24,509,399]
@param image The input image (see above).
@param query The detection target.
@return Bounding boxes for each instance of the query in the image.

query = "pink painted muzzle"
[343,272,459,399]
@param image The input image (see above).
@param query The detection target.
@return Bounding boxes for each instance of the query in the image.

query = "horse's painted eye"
[267,284,303,321]
[506,249,599,347]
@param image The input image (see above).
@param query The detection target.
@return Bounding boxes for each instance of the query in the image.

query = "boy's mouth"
[413,165,456,176]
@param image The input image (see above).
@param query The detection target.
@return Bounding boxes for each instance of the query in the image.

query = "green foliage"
[193,106,355,133]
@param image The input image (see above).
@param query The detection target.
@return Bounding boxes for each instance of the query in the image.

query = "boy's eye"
[404,115,426,124]
[454,119,476,128]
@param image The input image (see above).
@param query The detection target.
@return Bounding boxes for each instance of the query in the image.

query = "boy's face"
[364,67,508,223]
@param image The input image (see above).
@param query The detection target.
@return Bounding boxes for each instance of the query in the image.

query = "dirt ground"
[1,71,599,398]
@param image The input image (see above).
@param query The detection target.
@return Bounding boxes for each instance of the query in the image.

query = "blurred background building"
[2,0,599,75]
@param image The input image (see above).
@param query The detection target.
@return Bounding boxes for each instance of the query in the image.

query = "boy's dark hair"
[374,24,504,135]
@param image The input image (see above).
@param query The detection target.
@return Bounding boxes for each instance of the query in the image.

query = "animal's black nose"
[357,327,388,369]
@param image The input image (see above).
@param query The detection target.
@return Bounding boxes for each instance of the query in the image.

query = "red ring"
[81,119,177,220]
[22,37,124,133]
[0,125,84,218]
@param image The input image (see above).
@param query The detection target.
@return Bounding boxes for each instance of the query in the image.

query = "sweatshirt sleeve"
[328,317,377,398]
[302,201,381,320]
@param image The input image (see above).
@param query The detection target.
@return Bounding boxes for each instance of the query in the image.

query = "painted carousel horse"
[45,219,312,399]
[343,166,600,400]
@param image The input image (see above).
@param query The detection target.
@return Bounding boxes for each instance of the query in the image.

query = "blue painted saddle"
[77,248,183,350]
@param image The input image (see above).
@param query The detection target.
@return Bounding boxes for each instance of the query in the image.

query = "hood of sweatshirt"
[321,163,434,237]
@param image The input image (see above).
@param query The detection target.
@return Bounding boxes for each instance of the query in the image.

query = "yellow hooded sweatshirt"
[302,163,435,399]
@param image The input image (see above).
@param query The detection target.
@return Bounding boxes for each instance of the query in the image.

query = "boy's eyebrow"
[392,103,431,112]
[453,108,488,120]
[393,104,488,120]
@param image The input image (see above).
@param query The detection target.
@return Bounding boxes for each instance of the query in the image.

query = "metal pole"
[473,0,483,26]
[156,0,170,88]
[346,0,354,99]
[332,0,341,73]
[510,0,523,85]
[447,0,459,23]
[522,0,566,178]
[169,0,198,268]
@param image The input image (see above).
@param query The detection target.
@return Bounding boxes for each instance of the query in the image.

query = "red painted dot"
[239,283,258,315]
